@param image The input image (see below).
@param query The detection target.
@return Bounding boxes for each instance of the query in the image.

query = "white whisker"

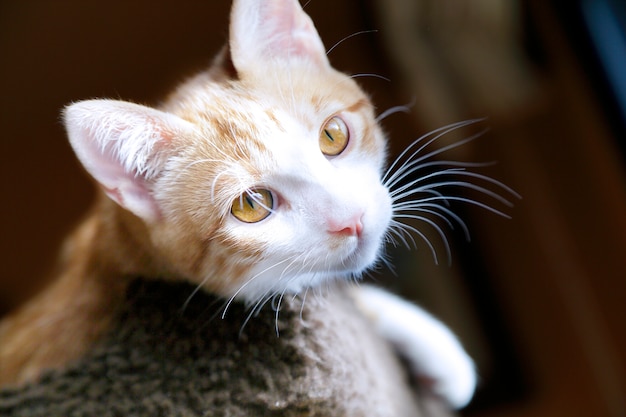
[384,118,519,265]
[387,220,418,249]
[390,220,442,264]
[386,160,492,192]
[274,278,294,336]
[383,119,483,184]
[395,209,455,232]
[298,288,310,327]
[376,100,414,123]
[388,169,465,200]
[175,158,222,180]
[393,179,514,208]
[234,250,315,336]
[393,202,471,241]
[385,127,488,189]
[239,291,273,336]
[244,188,276,214]
[326,30,378,56]
[180,275,211,314]
[412,196,513,218]
[221,255,298,319]
[349,73,391,82]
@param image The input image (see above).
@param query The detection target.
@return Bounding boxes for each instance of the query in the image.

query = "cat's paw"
[351,285,477,408]
[413,339,477,408]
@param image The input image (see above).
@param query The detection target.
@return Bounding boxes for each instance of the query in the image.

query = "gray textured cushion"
[0,279,454,416]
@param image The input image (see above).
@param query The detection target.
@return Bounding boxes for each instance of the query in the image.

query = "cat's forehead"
[171,64,371,123]
[165,66,385,198]
[247,66,373,124]
[171,68,379,147]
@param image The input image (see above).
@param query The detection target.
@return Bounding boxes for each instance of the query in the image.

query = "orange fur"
[0,3,490,408]
[0,0,389,386]
[1,199,140,385]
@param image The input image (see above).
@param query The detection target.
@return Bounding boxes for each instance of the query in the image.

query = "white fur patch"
[351,285,477,408]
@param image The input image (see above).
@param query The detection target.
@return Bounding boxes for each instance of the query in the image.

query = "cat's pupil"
[319,116,349,156]
[231,189,274,223]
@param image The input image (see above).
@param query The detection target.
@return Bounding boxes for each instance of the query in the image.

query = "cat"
[0,0,516,409]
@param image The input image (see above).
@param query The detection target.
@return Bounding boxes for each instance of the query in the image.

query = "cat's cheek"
[358,187,393,263]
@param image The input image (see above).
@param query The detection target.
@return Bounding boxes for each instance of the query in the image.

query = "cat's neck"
[38,195,150,322]
[37,193,168,327]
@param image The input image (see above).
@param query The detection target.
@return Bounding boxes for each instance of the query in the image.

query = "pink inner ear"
[101,180,161,221]
[258,1,326,61]
[230,0,329,71]
[64,100,193,223]
[76,122,163,222]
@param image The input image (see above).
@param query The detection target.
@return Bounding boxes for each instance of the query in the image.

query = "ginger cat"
[0,0,517,408]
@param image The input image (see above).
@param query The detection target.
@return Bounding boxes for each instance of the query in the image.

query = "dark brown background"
[1,1,625,416]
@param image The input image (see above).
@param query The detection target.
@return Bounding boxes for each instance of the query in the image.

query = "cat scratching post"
[0,279,456,416]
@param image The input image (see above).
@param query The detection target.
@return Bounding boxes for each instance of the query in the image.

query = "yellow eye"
[231,189,274,223]
[319,116,349,156]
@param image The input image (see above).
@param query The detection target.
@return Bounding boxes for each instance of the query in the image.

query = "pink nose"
[328,214,364,238]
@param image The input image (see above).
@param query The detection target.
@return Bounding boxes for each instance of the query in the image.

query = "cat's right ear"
[229,0,329,75]
[63,100,196,222]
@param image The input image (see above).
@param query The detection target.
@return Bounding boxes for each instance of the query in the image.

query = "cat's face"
[64,0,392,301]
[158,59,391,299]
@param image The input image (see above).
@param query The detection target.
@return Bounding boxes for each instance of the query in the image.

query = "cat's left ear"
[63,100,196,222]
[229,0,329,74]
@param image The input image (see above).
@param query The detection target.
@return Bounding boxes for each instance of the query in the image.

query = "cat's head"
[63,0,391,301]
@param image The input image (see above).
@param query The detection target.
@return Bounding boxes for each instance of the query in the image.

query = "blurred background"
[1,1,624,416]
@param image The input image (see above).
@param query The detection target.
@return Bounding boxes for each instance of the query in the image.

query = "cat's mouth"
[332,228,383,274]
[228,231,382,302]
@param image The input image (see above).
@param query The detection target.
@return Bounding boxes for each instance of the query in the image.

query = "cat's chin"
[230,239,382,302]
[232,270,353,303]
